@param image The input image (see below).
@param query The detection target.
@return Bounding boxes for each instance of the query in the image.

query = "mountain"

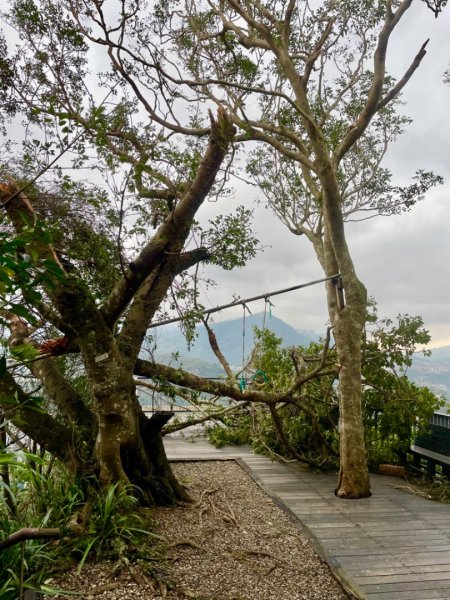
[146,314,450,402]
[410,345,450,401]
[148,312,318,375]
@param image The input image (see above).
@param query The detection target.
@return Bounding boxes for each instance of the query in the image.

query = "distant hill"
[145,314,450,403]
[148,312,318,375]
[410,345,450,401]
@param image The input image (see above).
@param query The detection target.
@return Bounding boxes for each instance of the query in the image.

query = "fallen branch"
[87,582,122,596]
[0,527,60,551]
[388,483,432,499]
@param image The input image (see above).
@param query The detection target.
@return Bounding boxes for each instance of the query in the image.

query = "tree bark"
[0,528,60,551]
[333,279,371,497]
[319,183,371,498]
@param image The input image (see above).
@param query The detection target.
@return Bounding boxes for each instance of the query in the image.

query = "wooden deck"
[164,435,450,600]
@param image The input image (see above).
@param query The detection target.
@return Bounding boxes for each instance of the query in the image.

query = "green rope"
[251,369,268,385]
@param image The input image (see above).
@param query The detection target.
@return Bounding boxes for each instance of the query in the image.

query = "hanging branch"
[163,401,251,435]
[268,404,316,466]
[202,317,236,381]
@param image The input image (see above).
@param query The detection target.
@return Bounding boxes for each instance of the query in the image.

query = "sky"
[2,1,449,349]
[194,2,450,349]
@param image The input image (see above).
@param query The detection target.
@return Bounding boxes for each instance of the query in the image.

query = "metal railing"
[430,412,450,429]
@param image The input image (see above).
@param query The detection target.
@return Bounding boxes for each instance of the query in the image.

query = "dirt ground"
[49,461,351,600]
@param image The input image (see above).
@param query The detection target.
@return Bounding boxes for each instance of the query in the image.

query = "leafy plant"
[0,446,161,595]
[207,311,443,470]
[0,450,66,600]
[72,483,160,573]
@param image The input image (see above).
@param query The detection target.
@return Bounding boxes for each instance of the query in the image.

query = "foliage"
[71,483,159,573]
[0,450,73,599]
[0,446,159,597]
[0,218,64,326]
[208,312,443,469]
[362,311,443,466]
[410,475,450,503]
[201,206,260,270]
[207,413,253,448]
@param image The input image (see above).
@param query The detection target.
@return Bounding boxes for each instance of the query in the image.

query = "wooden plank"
[164,436,450,600]
[357,571,450,585]
[364,579,450,593]
[366,589,450,599]
[348,564,450,577]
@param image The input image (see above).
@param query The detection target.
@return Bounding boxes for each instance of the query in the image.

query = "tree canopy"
[0,0,446,505]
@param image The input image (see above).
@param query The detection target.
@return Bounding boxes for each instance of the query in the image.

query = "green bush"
[0,448,159,597]
[207,313,444,471]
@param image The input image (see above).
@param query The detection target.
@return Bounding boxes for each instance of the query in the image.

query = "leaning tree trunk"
[321,184,371,499]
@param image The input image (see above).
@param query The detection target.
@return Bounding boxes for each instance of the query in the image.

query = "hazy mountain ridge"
[409,346,450,400]
[149,312,318,374]
[147,314,450,399]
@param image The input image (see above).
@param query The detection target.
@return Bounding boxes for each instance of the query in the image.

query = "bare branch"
[335,0,414,162]
[377,39,429,110]
[202,318,236,381]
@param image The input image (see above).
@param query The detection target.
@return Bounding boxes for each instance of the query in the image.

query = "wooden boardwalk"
[164,435,450,600]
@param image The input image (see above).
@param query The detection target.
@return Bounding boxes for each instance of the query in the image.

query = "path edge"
[170,453,367,600]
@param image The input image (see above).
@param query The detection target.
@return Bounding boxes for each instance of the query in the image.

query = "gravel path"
[50,461,350,600]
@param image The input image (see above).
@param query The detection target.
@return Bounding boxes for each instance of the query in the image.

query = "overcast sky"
[196,2,450,349]
[2,2,449,349]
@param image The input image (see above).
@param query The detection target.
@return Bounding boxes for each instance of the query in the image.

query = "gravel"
[49,461,350,600]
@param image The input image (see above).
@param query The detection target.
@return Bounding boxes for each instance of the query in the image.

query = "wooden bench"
[409,414,450,478]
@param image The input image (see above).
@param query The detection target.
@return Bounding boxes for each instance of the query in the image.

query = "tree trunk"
[138,411,191,504]
[321,187,371,499]
[333,276,371,498]
[98,397,190,505]
[85,357,189,505]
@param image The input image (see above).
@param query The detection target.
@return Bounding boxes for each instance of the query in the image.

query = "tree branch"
[101,108,236,327]
[335,0,414,162]
[377,39,429,110]
[0,528,60,551]
[0,371,78,468]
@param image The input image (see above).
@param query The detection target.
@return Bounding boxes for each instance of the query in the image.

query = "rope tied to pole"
[240,302,252,392]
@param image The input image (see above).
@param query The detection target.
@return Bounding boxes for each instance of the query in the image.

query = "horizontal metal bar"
[148,274,340,329]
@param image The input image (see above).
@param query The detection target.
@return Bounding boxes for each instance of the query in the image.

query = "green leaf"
[9,304,37,323]
[10,344,40,362]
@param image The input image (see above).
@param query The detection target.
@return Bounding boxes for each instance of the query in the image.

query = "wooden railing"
[409,411,450,478]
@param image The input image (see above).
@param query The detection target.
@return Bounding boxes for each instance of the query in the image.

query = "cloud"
[199,18,450,349]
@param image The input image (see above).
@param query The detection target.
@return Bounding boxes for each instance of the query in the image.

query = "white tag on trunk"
[95,353,109,363]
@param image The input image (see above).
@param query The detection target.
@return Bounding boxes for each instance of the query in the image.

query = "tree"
[148,0,444,496]
[1,0,443,504]
[0,0,259,505]
[206,311,442,469]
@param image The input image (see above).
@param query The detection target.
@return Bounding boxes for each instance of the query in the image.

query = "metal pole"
[147,274,340,329]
